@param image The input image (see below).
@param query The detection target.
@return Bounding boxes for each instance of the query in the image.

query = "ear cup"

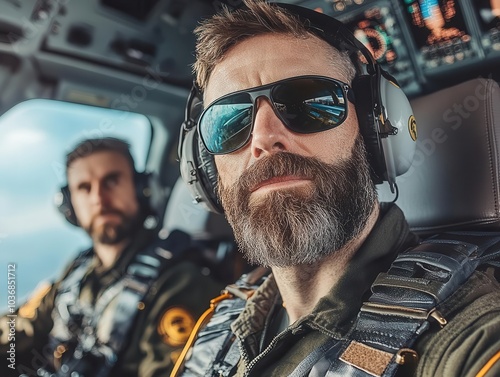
[178,83,222,213]
[134,171,154,213]
[353,71,417,188]
[197,135,220,206]
[55,185,78,226]
[377,73,416,181]
[179,124,223,213]
[352,74,387,184]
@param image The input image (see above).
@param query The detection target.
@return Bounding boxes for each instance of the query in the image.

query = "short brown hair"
[193,0,355,91]
[66,137,135,172]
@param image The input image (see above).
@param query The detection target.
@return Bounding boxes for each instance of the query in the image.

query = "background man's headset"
[178,2,417,214]
[55,171,154,227]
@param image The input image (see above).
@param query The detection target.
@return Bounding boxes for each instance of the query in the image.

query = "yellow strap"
[475,350,500,377]
[170,292,233,377]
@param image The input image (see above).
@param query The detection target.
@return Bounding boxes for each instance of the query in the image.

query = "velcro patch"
[340,340,393,377]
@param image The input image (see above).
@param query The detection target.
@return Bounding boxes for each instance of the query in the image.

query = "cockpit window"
[0,99,152,309]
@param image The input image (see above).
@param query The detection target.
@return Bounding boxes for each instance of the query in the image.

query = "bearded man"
[174,1,500,377]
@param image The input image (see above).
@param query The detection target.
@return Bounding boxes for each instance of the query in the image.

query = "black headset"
[178,2,417,214]
[55,171,153,227]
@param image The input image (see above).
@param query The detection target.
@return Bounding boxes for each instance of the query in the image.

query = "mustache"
[91,208,125,223]
[86,207,126,235]
[233,152,329,192]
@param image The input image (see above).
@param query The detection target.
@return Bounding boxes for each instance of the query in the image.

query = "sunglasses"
[198,75,354,155]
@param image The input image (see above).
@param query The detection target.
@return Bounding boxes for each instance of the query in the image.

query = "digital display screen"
[473,0,500,30]
[345,7,398,65]
[402,0,469,48]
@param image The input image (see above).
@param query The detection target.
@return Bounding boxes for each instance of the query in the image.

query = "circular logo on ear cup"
[408,115,417,141]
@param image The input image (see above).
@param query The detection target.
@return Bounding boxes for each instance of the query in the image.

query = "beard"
[85,209,139,245]
[218,134,377,268]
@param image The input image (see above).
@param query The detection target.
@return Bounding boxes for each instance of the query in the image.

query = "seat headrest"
[163,177,234,240]
[378,78,500,235]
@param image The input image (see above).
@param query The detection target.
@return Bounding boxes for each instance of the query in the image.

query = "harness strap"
[106,234,183,354]
[335,232,500,377]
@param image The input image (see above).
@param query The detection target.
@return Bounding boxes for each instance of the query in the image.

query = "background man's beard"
[86,210,139,245]
[218,135,377,268]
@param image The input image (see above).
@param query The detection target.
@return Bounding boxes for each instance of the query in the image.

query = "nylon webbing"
[334,232,500,377]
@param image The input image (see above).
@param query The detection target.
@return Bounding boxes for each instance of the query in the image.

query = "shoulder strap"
[105,230,192,354]
[57,247,93,290]
[334,231,500,377]
[171,266,269,377]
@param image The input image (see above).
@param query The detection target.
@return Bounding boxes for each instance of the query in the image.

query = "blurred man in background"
[0,137,223,377]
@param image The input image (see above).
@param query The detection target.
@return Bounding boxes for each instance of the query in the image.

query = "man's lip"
[94,213,121,222]
[251,176,311,192]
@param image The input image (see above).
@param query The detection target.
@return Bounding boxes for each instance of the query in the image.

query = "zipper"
[242,327,293,377]
[242,324,308,377]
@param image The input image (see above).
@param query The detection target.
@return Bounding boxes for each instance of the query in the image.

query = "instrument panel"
[475,0,500,50]
[294,0,500,96]
[343,4,421,94]
[0,0,497,98]
[402,0,476,68]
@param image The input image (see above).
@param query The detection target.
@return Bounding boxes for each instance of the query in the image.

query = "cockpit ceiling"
[0,0,498,95]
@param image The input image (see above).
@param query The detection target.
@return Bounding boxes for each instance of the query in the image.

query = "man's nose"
[90,183,110,206]
[250,98,291,159]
